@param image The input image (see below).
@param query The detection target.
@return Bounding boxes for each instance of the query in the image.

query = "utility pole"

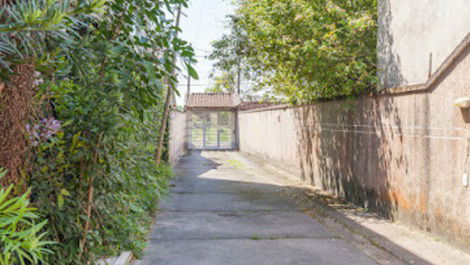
[155,4,182,166]
[186,70,191,103]
[237,63,241,95]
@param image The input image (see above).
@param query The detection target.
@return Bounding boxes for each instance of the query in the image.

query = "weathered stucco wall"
[378,0,470,88]
[238,108,300,174]
[168,110,187,164]
[239,46,470,250]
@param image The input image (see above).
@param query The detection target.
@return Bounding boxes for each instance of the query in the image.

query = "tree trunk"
[0,64,35,186]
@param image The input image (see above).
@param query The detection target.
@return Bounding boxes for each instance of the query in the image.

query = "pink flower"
[26,117,62,145]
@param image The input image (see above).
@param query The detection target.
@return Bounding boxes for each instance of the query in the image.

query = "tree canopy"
[209,0,377,103]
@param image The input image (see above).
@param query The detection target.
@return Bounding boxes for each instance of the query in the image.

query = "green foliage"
[208,15,257,98]
[0,0,103,78]
[205,72,236,93]
[0,169,53,265]
[30,80,175,263]
[1,0,195,264]
[214,0,377,103]
[209,15,248,74]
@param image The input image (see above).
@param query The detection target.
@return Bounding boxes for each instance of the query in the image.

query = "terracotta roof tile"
[238,101,282,111]
[186,93,239,108]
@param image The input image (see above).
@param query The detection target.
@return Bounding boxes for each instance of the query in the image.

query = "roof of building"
[238,101,282,111]
[186,93,239,109]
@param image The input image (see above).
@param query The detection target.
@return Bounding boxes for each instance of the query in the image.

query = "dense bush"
[0,169,53,265]
[29,83,173,262]
[1,0,195,263]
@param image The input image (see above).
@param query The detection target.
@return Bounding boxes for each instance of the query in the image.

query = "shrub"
[0,168,53,265]
[1,0,195,263]
[28,83,174,263]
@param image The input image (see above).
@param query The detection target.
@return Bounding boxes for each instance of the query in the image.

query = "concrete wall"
[378,0,470,88]
[239,45,470,250]
[168,110,187,164]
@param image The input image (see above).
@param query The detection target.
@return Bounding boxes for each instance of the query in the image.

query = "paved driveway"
[137,151,379,265]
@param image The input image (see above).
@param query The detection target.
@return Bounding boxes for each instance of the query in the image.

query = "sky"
[175,0,236,106]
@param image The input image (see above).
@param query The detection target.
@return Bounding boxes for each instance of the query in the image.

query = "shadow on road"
[147,151,436,265]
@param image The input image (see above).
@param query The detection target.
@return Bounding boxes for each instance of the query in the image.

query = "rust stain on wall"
[389,189,412,211]
[418,192,428,214]
[239,43,470,250]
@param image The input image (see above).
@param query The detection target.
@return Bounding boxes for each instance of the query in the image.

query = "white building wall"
[169,110,187,164]
[378,0,470,88]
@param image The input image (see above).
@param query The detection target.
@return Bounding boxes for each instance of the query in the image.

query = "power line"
[192,47,211,53]
[177,81,252,87]
[177,84,211,87]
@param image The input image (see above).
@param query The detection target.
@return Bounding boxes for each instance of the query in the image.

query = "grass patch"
[226,159,245,169]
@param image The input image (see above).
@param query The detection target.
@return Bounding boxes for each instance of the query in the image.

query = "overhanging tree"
[212,0,378,103]
[208,15,257,98]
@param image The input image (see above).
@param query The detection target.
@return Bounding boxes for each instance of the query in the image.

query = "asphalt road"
[137,151,379,265]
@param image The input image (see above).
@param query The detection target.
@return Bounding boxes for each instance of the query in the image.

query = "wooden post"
[155,4,182,166]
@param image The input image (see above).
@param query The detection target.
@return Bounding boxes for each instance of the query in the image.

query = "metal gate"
[189,111,236,150]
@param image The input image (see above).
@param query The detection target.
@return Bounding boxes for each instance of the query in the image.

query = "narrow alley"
[137,152,470,265]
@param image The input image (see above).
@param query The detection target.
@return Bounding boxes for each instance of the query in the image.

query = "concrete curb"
[114,252,133,265]
[98,251,133,265]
